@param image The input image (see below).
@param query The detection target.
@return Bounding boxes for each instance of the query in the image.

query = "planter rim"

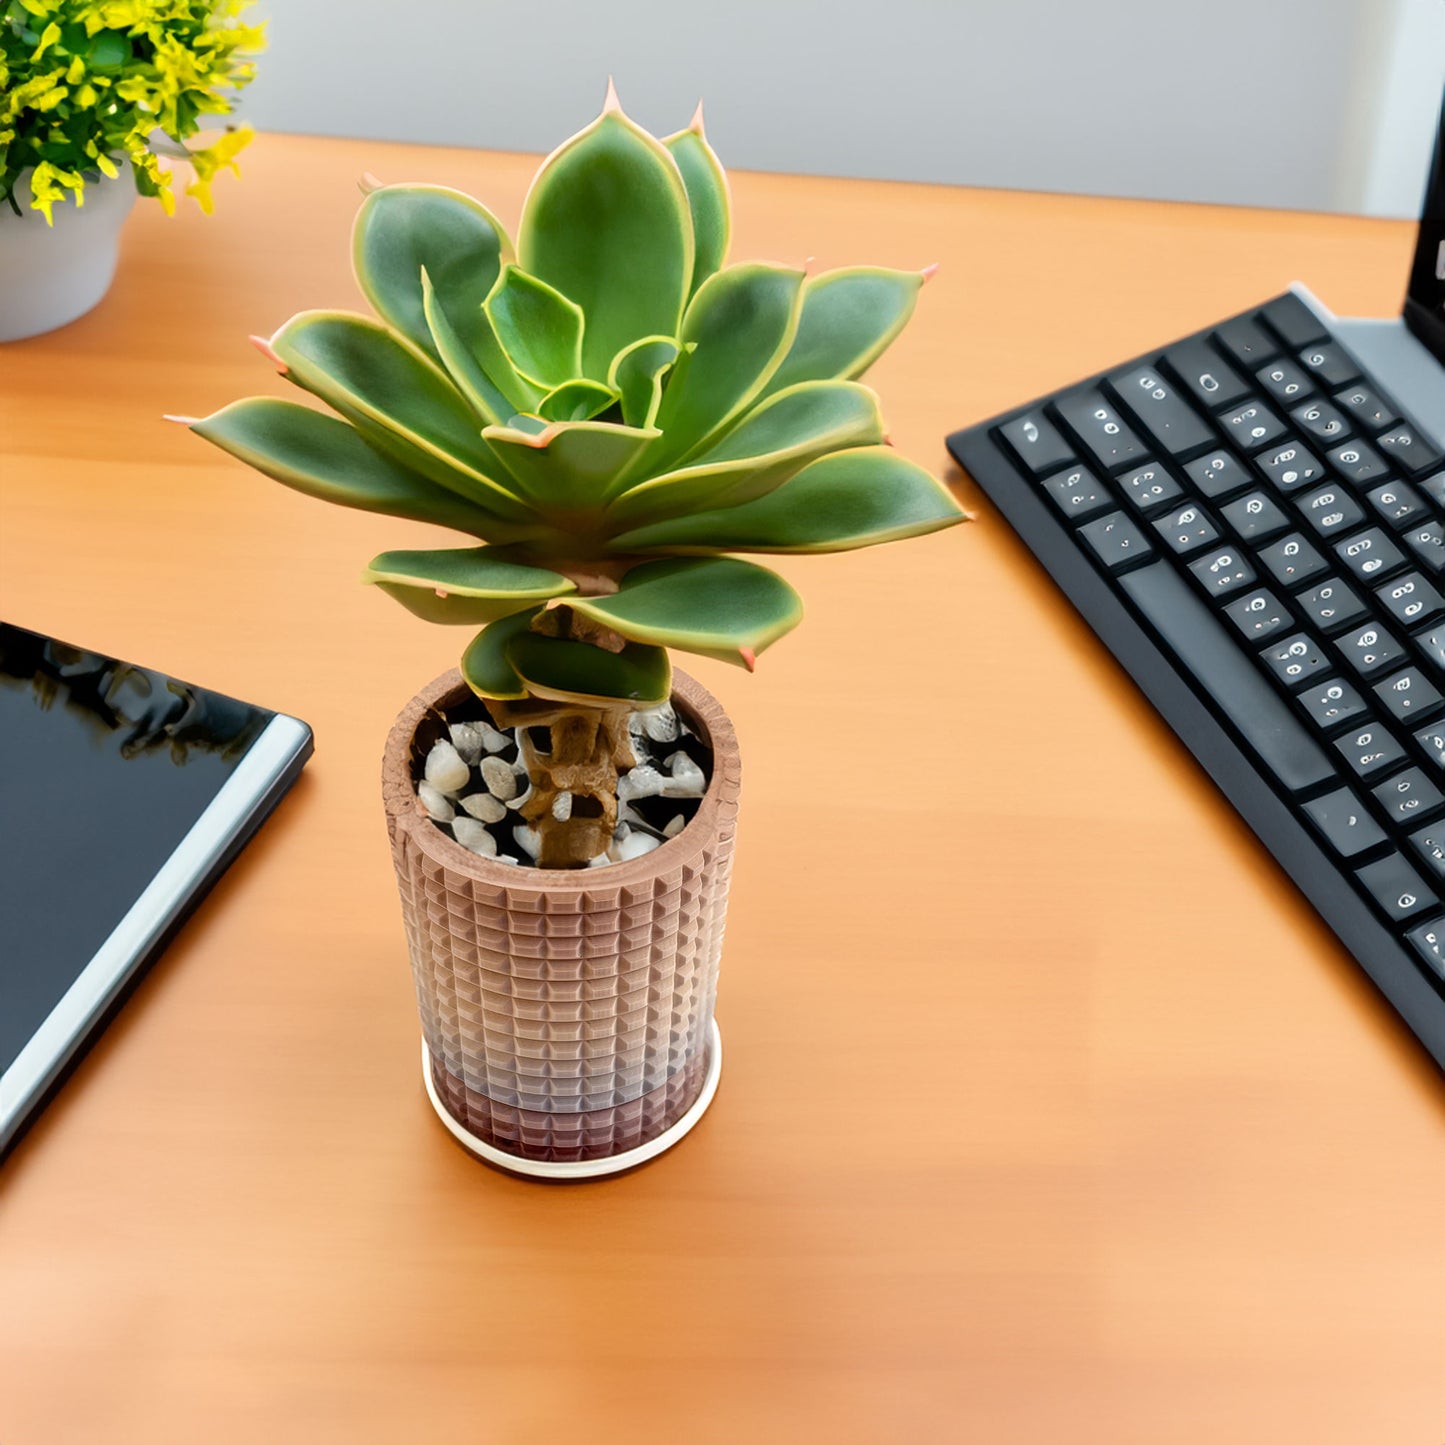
[382,665,740,895]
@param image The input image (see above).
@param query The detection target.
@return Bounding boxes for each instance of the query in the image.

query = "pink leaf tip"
[920,262,940,284]
[162,413,199,426]
[738,646,756,673]
[603,76,622,116]
[249,334,288,374]
[435,588,449,599]
[688,99,706,135]
[359,172,384,195]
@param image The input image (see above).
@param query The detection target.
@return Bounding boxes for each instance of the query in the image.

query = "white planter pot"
[0,168,137,342]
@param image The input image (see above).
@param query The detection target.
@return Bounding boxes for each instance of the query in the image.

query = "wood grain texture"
[0,133,1441,1445]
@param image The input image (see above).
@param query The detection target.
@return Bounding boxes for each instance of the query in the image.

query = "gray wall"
[239,0,1444,218]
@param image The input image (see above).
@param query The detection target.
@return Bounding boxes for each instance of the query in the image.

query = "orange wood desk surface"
[1,134,1441,1444]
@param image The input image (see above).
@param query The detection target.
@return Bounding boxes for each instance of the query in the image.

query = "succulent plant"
[179,84,967,866]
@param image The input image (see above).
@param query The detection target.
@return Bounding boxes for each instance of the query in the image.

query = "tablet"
[0,622,313,1157]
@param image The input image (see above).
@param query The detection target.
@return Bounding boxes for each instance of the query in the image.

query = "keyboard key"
[1259,532,1328,588]
[1303,788,1387,857]
[1404,917,1445,981]
[1188,546,1256,597]
[1262,632,1329,688]
[1355,853,1438,922]
[1410,624,1445,672]
[1372,767,1445,825]
[1333,385,1399,431]
[1225,588,1291,642]
[1254,439,1326,494]
[1364,480,1428,528]
[1297,577,1368,632]
[1377,572,1445,628]
[1299,677,1369,731]
[1120,461,1183,511]
[1154,503,1221,555]
[1296,484,1365,538]
[1256,360,1314,406]
[1334,721,1407,778]
[1221,490,1291,541]
[1298,342,1360,388]
[1327,440,1390,485]
[1185,449,1253,499]
[1335,527,1407,583]
[1408,826,1445,881]
[1117,562,1333,792]
[1220,398,1287,450]
[1412,721,1445,771]
[1336,622,1405,678]
[1079,511,1154,571]
[999,412,1074,475]
[1164,339,1251,409]
[1055,389,1148,472]
[1404,519,1445,573]
[1374,668,1444,722]
[1290,398,1352,445]
[1261,293,1329,348]
[1108,367,1214,455]
[1419,472,1445,508]
[1376,426,1444,477]
[1215,315,1278,368]
[1043,463,1113,521]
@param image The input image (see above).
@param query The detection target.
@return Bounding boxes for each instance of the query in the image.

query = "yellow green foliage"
[1,0,264,222]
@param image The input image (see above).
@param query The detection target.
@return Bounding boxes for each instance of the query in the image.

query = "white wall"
[238,0,1444,218]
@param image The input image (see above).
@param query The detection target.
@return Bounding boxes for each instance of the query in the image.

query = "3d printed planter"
[383,667,740,1179]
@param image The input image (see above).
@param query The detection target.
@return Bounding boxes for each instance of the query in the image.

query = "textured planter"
[383,667,741,1179]
[0,169,136,342]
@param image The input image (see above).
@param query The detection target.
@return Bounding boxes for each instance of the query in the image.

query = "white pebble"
[425,739,470,793]
[458,792,506,824]
[551,791,573,822]
[617,764,664,802]
[586,853,612,868]
[478,721,511,753]
[663,752,706,796]
[505,777,533,811]
[664,814,686,838]
[417,781,455,822]
[480,755,518,800]
[448,722,483,764]
[451,817,498,856]
[610,831,660,863]
[512,824,542,859]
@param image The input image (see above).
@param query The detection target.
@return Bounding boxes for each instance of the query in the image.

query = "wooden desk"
[1,134,1441,1444]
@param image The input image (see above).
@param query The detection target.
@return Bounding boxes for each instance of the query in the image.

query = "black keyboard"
[947,289,1445,1069]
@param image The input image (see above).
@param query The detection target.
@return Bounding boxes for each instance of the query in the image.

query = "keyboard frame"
[947,288,1445,1071]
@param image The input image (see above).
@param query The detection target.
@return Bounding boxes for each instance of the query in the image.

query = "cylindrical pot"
[0,169,136,342]
[382,667,741,1179]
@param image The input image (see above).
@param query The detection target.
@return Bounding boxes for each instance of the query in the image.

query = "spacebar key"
[1118,561,1335,793]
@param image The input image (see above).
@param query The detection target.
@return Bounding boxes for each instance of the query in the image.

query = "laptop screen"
[1404,93,1445,364]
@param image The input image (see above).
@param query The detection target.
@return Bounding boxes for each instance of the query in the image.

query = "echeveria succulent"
[180,85,966,864]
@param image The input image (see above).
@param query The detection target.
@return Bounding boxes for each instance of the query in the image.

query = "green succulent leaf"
[758,266,924,399]
[268,310,533,519]
[605,379,884,526]
[607,335,680,429]
[352,183,512,360]
[461,608,538,700]
[421,268,538,424]
[569,557,803,668]
[537,379,620,423]
[484,264,586,390]
[609,445,966,555]
[518,100,694,379]
[640,262,806,474]
[363,547,576,625]
[663,119,730,300]
[482,419,661,515]
[187,398,522,540]
[506,629,673,706]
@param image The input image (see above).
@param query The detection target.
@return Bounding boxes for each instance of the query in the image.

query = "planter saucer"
[421,1021,722,1180]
